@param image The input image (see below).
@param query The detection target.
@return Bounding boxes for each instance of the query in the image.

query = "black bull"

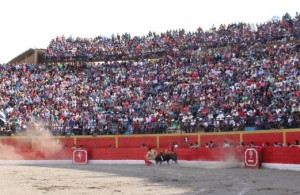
[155,151,178,165]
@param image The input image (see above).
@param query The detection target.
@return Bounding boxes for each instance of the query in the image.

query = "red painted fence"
[0,129,300,164]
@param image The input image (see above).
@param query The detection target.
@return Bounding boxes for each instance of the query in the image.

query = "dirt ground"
[0,162,299,195]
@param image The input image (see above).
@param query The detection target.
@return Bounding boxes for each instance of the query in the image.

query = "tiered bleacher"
[0,12,299,136]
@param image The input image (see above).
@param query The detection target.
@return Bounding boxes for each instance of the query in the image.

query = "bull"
[155,151,178,165]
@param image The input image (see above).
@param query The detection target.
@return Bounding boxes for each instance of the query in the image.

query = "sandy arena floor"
[0,162,299,195]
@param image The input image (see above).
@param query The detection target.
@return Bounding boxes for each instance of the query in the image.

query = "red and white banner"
[244,147,261,168]
[73,150,87,165]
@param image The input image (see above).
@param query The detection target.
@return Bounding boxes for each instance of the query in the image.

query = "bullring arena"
[1,3,300,194]
[0,163,300,195]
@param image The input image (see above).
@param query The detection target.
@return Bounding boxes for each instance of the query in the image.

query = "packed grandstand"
[0,12,299,136]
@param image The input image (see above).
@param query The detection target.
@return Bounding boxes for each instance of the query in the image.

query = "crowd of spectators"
[44,12,300,62]
[0,12,300,136]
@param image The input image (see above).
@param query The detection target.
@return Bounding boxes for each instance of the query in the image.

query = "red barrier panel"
[170,147,244,161]
[33,137,66,149]
[0,148,34,160]
[118,136,157,148]
[1,145,300,164]
[159,135,198,148]
[33,149,73,160]
[90,148,148,160]
[76,137,115,149]
[285,131,300,145]
[89,147,300,163]
[262,147,300,164]
[0,131,300,164]
[0,137,32,148]
[54,137,75,148]
[200,134,240,147]
[242,132,283,146]
[159,135,182,148]
[0,148,74,160]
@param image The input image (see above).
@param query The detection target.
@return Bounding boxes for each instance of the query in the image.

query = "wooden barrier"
[242,132,283,146]
[285,131,300,145]
[90,148,148,160]
[1,146,300,165]
[76,137,115,151]
[0,137,32,149]
[1,129,300,164]
[1,129,300,149]
[118,136,157,148]
[262,147,300,164]
[200,133,240,147]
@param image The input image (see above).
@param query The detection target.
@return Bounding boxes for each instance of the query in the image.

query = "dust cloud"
[0,141,24,160]
[0,121,63,160]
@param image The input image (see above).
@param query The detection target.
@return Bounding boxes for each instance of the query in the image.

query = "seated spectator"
[291,140,300,148]
[239,141,246,147]
[223,140,231,147]
[249,141,256,147]
[172,141,179,148]
[190,142,199,148]
[274,142,283,147]
[204,143,209,148]
[209,141,217,148]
